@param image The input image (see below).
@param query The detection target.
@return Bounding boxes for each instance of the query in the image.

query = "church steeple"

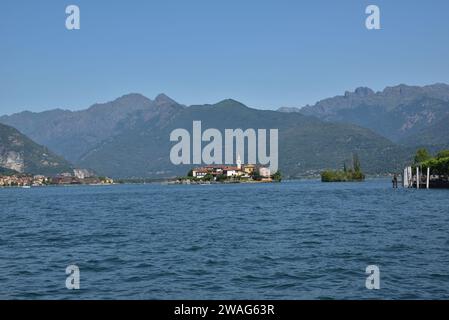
[237,153,242,170]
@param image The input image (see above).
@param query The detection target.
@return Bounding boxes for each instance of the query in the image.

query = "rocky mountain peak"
[113,93,152,105]
[355,87,375,97]
[344,87,375,98]
[154,93,179,107]
[382,84,417,97]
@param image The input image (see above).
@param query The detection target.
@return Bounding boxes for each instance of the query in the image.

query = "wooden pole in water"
[403,167,408,188]
[416,167,420,189]
[427,167,430,189]
[409,166,412,188]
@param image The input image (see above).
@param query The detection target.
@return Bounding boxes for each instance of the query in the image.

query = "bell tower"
[237,153,242,170]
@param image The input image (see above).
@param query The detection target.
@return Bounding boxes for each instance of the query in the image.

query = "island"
[321,154,365,182]
[174,157,281,184]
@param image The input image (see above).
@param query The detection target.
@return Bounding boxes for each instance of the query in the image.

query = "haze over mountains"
[280,83,449,147]
[0,93,184,163]
[77,99,407,178]
[1,83,448,178]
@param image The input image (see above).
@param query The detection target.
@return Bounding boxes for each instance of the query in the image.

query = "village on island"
[175,155,282,184]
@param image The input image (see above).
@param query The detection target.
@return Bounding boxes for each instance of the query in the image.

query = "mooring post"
[403,167,408,188]
[416,167,420,189]
[409,166,412,188]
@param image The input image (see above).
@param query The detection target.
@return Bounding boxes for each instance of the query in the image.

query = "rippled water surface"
[1,179,449,299]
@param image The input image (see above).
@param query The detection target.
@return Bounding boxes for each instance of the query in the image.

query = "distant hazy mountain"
[401,113,449,150]
[0,93,184,162]
[281,84,449,144]
[1,94,411,178]
[0,123,72,175]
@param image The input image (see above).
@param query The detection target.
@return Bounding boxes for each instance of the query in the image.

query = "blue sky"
[1,0,449,114]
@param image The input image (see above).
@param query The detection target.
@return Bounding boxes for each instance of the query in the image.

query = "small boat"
[22,186,31,189]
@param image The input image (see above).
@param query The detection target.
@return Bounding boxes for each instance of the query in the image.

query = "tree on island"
[353,153,361,173]
[271,171,282,182]
[203,174,213,181]
[216,174,227,182]
[321,153,365,182]
[252,171,262,181]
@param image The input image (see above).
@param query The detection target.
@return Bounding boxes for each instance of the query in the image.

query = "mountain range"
[0,93,183,163]
[1,83,448,178]
[280,83,449,147]
[0,95,407,178]
[76,99,408,178]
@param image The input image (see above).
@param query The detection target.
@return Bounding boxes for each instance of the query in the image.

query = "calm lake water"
[1,179,449,300]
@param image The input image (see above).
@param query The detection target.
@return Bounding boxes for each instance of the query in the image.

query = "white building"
[73,169,94,179]
[192,169,208,179]
[225,169,237,177]
[259,167,271,178]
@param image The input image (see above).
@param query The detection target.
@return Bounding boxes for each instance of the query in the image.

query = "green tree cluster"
[414,148,449,176]
[321,153,365,182]
[271,171,282,182]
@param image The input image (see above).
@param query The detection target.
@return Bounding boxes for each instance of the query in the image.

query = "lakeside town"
[0,169,114,187]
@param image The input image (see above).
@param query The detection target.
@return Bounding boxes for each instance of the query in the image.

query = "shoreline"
[0,176,398,189]
[167,179,279,185]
